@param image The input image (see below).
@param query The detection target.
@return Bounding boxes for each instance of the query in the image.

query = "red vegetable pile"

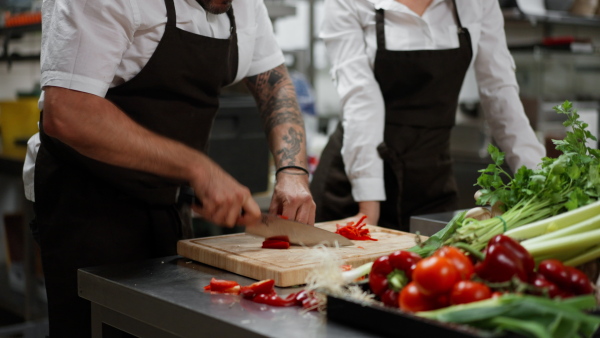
[335,215,378,241]
[369,234,595,313]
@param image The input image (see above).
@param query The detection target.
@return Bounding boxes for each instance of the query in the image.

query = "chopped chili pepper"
[474,234,534,283]
[335,215,377,241]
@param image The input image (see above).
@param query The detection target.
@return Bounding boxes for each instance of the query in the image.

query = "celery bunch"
[412,101,600,255]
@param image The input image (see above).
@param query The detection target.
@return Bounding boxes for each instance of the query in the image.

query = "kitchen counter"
[78,255,382,338]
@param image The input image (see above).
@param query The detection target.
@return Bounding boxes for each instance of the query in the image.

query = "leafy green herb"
[439,101,600,251]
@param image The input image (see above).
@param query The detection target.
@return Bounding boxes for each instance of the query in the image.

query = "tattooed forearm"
[243,64,304,134]
[275,127,303,166]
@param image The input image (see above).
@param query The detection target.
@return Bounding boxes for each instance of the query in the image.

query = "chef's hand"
[269,168,316,225]
[190,164,261,228]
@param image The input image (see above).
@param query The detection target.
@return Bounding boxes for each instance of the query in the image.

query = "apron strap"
[450,0,465,32]
[226,6,236,37]
[165,0,176,27]
[375,9,386,50]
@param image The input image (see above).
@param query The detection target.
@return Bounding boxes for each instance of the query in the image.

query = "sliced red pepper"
[265,235,290,242]
[261,240,290,249]
[335,215,378,241]
[240,279,276,299]
[252,293,297,307]
[204,278,240,293]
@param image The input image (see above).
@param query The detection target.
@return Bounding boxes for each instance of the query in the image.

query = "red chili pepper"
[261,239,290,249]
[240,279,276,299]
[474,234,533,283]
[335,215,378,241]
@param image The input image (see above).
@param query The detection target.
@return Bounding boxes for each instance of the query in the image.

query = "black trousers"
[31,145,182,337]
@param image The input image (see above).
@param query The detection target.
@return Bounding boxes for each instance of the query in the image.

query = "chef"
[311,0,545,230]
[22,0,315,336]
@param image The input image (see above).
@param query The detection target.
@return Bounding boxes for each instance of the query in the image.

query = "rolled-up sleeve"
[320,0,386,202]
[41,0,138,97]
[473,0,546,172]
[245,0,285,77]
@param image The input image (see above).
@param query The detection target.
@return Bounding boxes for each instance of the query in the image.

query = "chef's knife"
[246,213,354,247]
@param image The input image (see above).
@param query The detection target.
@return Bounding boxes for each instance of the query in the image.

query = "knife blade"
[246,213,354,247]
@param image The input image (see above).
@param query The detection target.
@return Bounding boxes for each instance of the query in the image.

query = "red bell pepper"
[474,234,534,283]
[240,279,276,299]
[368,250,422,304]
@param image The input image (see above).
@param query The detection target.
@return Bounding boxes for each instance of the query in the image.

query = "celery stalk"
[563,244,600,267]
[505,200,600,241]
[520,213,600,246]
[522,229,600,258]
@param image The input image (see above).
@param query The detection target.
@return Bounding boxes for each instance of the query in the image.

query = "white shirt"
[320,0,546,202]
[23,0,285,201]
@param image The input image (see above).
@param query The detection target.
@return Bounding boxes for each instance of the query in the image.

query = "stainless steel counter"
[78,256,382,338]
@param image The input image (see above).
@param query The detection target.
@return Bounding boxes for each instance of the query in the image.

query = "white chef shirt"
[23,0,285,201]
[320,0,546,202]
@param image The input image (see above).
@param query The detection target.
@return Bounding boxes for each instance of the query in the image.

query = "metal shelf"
[503,8,600,27]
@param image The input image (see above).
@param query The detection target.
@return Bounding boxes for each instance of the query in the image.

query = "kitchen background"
[0,0,599,335]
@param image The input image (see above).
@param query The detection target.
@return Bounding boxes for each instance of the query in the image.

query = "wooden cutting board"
[177,220,426,287]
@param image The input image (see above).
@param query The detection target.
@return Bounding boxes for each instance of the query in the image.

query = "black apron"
[311,0,472,231]
[32,0,238,336]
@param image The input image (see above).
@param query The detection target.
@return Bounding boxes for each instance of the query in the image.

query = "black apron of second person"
[32,0,239,336]
[311,0,473,231]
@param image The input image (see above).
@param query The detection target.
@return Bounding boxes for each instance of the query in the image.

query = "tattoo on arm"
[243,64,304,133]
[275,127,303,166]
[244,64,306,167]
